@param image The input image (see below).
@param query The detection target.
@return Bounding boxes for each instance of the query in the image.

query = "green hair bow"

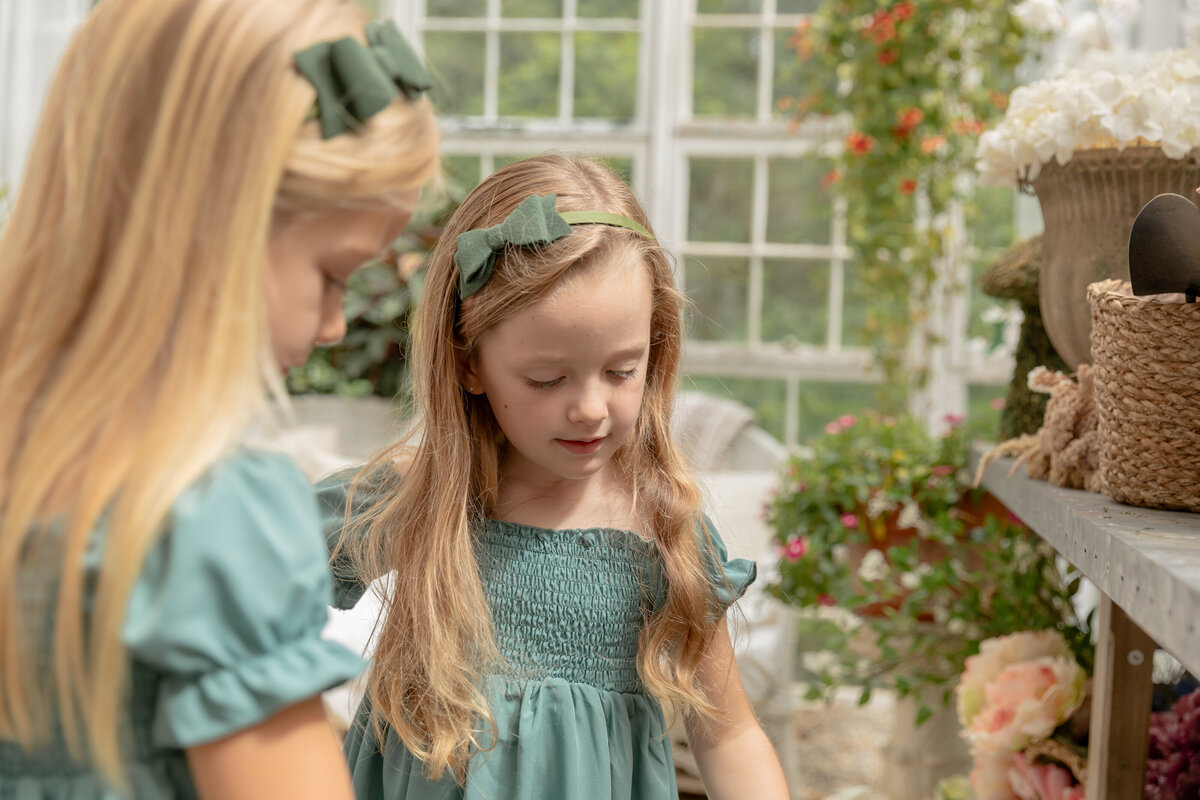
[454,194,654,299]
[294,19,432,140]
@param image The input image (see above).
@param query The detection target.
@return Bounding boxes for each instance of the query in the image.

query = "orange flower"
[864,9,897,44]
[899,178,917,195]
[990,90,1009,109]
[898,107,924,128]
[821,168,843,188]
[892,0,916,20]
[776,96,795,112]
[920,134,947,154]
[845,131,876,155]
[952,118,986,135]
[788,19,814,59]
[877,48,898,66]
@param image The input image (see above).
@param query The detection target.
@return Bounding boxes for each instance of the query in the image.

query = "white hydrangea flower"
[976,49,1200,187]
[1013,0,1066,31]
[857,549,889,583]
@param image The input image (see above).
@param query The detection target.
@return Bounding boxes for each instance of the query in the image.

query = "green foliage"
[769,411,1091,713]
[783,0,1044,409]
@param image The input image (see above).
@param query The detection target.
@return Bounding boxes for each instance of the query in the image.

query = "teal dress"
[317,473,756,800]
[1,450,366,799]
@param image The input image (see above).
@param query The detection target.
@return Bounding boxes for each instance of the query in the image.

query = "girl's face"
[265,196,418,371]
[465,253,653,486]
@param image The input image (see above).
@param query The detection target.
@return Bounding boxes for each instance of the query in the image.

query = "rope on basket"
[974,364,1104,493]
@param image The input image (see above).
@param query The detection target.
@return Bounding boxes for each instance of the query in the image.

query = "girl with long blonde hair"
[321,155,788,799]
[0,0,438,797]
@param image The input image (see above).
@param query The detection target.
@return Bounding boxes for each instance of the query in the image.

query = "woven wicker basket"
[1089,279,1200,511]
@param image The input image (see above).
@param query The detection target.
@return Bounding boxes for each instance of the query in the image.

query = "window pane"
[762,259,827,344]
[688,158,753,243]
[684,375,786,443]
[503,0,562,16]
[969,185,1018,341]
[426,33,486,116]
[578,0,639,17]
[441,155,481,198]
[427,0,486,15]
[574,32,638,121]
[697,0,762,12]
[766,156,834,244]
[685,256,749,341]
[798,382,876,442]
[841,261,870,348]
[692,28,758,118]
[776,0,821,12]
[499,33,561,117]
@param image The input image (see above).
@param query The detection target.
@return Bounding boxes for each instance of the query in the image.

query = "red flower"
[899,178,917,195]
[876,48,898,66]
[818,594,837,607]
[845,131,876,155]
[864,9,897,44]
[892,0,916,19]
[898,107,924,129]
[821,168,843,188]
[782,537,809,561]
[952,118,986,135]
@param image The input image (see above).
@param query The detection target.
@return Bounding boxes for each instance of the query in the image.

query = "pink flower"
[931,464,955,476]
[840,513,859,528]
[824,420,842,435]
[782,537,808,561]
[1008,752,1084,800]
[970,754,1019,800]
[958,631,1075,727]
[817,594,837,606]
[991,396,1007,411]
[944,413,966,427]
[837,414,857,428]
[966,657,1086,754]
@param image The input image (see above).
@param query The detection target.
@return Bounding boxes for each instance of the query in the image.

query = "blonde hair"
[344,155,722,781]
[0,0,438,785]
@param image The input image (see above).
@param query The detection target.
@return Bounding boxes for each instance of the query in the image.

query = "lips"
[556,437,605,455]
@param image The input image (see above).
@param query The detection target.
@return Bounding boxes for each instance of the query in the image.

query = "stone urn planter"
[1029,146,1200,369]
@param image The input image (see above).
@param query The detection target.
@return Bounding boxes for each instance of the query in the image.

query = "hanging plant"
[782,0,1044,409]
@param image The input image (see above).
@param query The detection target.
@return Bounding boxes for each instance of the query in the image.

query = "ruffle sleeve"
[697,514,757,617]
[122,450,366,749]
[314,464,393,610]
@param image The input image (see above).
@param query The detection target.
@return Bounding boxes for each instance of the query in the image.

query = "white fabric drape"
[0,0,90,193]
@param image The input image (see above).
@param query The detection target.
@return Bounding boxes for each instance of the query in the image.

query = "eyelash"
[525,369,639,390]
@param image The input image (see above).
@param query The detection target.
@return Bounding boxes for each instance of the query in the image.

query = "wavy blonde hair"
[343,155,723,781]
[0,0,438,786]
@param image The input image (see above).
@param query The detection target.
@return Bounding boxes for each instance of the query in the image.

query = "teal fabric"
[315,472,756,800]
[1,450,366,799]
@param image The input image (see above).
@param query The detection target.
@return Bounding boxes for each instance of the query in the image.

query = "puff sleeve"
[314,465,390,610]
[698,514,757,616]
[122,450,366,749]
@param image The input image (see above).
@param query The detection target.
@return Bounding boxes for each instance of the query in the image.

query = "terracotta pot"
[1030,146,1200,369]
[844,490,1012,618]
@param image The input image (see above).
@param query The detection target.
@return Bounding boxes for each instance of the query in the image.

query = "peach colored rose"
[966,657,1086,754]
[1008,752,1085,800]
[957,630,1074,726]
[970,754,1020,800]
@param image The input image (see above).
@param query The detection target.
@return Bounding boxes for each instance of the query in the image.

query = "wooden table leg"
[1086,594,1154,800]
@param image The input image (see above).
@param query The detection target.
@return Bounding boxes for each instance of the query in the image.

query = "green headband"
[294,19,432,140]
[455,194,655,299]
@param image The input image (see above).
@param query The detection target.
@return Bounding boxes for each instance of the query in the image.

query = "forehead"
[480,254,653,361]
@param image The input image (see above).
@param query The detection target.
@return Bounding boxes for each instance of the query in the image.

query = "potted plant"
[767,412,1088,797]
[976,48,1200,368]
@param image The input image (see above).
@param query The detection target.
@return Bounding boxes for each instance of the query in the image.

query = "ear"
[455,347,483,395]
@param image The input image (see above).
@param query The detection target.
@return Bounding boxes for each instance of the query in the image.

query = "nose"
[314,292,347,348]
[567,380,609,426]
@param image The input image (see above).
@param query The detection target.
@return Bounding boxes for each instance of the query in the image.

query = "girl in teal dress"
[0,0,438,797]
[321,155,790,800]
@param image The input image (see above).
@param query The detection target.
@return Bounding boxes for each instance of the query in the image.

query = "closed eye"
[608,368,639,381]
[526,377,564,389]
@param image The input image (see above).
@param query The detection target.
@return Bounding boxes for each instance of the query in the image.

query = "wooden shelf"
[974,447,1200,799]
[974,448,1200,677]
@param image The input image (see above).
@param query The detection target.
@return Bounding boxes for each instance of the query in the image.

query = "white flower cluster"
[976,49,1200,186]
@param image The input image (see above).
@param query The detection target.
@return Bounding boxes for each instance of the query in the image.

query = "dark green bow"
[294,19,433,140]
[455,194,572,299]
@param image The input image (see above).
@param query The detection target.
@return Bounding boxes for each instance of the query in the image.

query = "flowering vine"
[783,0,1043,407]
